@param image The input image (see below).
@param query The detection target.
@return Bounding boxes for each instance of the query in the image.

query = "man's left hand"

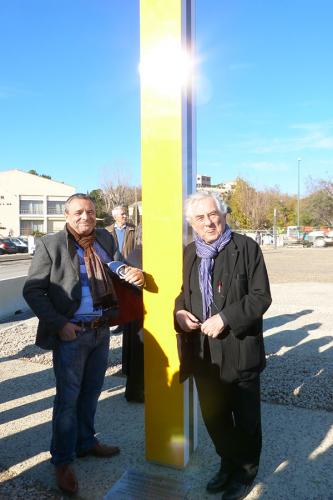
[124,266,145,287]
[201,314,224,338]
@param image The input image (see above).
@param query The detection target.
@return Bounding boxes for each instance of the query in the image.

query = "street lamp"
[297,158,301,235]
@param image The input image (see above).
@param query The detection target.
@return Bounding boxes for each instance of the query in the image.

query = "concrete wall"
[0,276,30,319]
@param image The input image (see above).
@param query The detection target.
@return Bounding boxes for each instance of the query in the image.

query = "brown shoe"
[77,441,120,458]
[55,464,78,495]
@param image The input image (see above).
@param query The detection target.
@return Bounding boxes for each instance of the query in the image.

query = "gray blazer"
[23,227,116,350]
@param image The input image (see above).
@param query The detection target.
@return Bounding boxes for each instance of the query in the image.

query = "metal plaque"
[104,469,189,499]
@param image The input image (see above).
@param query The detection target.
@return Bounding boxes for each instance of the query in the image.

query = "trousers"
[50,326,110,465]
[193,339,262,483]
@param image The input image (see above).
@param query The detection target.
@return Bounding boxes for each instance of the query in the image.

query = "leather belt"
[75,317,110,329]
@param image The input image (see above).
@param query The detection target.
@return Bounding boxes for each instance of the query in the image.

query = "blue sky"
[0,0,332,196]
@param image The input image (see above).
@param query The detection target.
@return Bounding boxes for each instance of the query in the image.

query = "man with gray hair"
[106,205,144,402]
[174,192,271,500]
[106,205,136,260]
[23,193,144,495]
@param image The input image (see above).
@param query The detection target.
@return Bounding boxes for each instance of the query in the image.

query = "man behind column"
[23,193,144,495]
[106,205,144,402]
[105,205,136,260]
[174,192,271,500]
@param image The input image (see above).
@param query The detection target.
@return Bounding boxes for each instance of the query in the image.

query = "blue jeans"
[50,327,110,466]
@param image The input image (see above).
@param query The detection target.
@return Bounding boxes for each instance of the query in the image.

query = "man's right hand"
[58,322,82,341]
[175,310,201,332]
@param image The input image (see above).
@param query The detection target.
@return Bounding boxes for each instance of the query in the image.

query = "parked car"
[10,237,29,253]
[0,238,17,254]
[306,230,333,247]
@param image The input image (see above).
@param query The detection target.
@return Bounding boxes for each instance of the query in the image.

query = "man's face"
[191,198,226,244]
[65,198,96,236]
[114,209,127,227]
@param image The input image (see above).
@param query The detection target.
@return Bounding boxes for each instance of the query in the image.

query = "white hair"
[184,191,228,223]
[112,205,126,218]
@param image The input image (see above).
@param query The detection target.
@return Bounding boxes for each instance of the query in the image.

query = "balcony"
[19,208,44,215]
[47,207,64,215]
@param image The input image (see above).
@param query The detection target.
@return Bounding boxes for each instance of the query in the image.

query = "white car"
[306,230,333,247]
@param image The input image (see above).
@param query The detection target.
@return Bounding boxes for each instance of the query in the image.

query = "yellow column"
[140,0,197,467]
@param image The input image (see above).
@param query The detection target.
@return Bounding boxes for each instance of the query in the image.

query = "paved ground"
[262,245,333,283]
[0,246,332,499]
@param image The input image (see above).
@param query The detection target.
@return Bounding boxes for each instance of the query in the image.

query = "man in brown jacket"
[106,205,144,402]
[105,206,136,259]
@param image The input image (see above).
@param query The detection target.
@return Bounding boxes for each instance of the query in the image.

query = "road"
[1,246,333,282]
[0,257,31,280]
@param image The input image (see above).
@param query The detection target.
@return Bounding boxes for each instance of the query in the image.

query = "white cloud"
[241,122,333,154]
[242,161,289,172]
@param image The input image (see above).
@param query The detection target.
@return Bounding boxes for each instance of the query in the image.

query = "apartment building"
[196,174,211,188]
[0,169,75,236]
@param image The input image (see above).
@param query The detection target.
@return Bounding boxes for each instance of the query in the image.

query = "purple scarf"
[195,224,232,320]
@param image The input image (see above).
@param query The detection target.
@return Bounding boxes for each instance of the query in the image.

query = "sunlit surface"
[140,0,196,467]
[139,38,195,95]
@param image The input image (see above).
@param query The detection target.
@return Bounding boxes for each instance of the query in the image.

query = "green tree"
[88,189,108,224]
[27,169,52,180]
[228,177,271,229]
[302,178,333,227]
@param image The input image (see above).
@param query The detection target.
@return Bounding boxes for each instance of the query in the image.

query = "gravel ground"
[261,246,333,412]
[0,313,123,376]
[0,316,123,498]
[1,245,332,498]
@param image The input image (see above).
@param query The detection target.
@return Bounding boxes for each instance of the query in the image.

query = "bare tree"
[101,172,141,216]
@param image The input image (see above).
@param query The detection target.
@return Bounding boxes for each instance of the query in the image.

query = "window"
[20,200,44,214]
[20,220,44,235]
[47,200,66,215]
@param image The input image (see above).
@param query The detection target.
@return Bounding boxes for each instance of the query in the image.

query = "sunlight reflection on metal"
[139,38,195,96]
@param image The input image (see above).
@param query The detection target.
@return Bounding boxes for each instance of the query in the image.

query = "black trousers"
[122,320,144,400]
[193,340,262,484]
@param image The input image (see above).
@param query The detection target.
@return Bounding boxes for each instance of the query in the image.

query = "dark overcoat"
[174,232,272,383]
[23,228,115,350]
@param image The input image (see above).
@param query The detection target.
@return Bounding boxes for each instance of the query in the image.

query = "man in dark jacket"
[174,192,271,500]
[23,193,144,495]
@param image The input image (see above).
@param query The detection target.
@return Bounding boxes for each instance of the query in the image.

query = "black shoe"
[125,389,144,403]
[222,480,254,500]
[206,466,232,494]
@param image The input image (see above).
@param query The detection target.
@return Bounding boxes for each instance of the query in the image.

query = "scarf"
[66,224,118,309]
[195,224,232,320]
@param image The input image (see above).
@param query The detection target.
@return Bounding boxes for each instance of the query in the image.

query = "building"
[195,175,237,199]
[218,180,237,195]
[0,169,75,236]
[196,174,211,188]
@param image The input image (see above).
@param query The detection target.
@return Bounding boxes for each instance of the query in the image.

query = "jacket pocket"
[238,333,263,371]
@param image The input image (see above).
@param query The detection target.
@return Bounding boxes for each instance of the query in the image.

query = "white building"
[0,169,75,236]
[196,174,211,188]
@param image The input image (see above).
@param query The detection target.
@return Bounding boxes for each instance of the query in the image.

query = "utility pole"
[297,158,301,237]
[273,208,277,249]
